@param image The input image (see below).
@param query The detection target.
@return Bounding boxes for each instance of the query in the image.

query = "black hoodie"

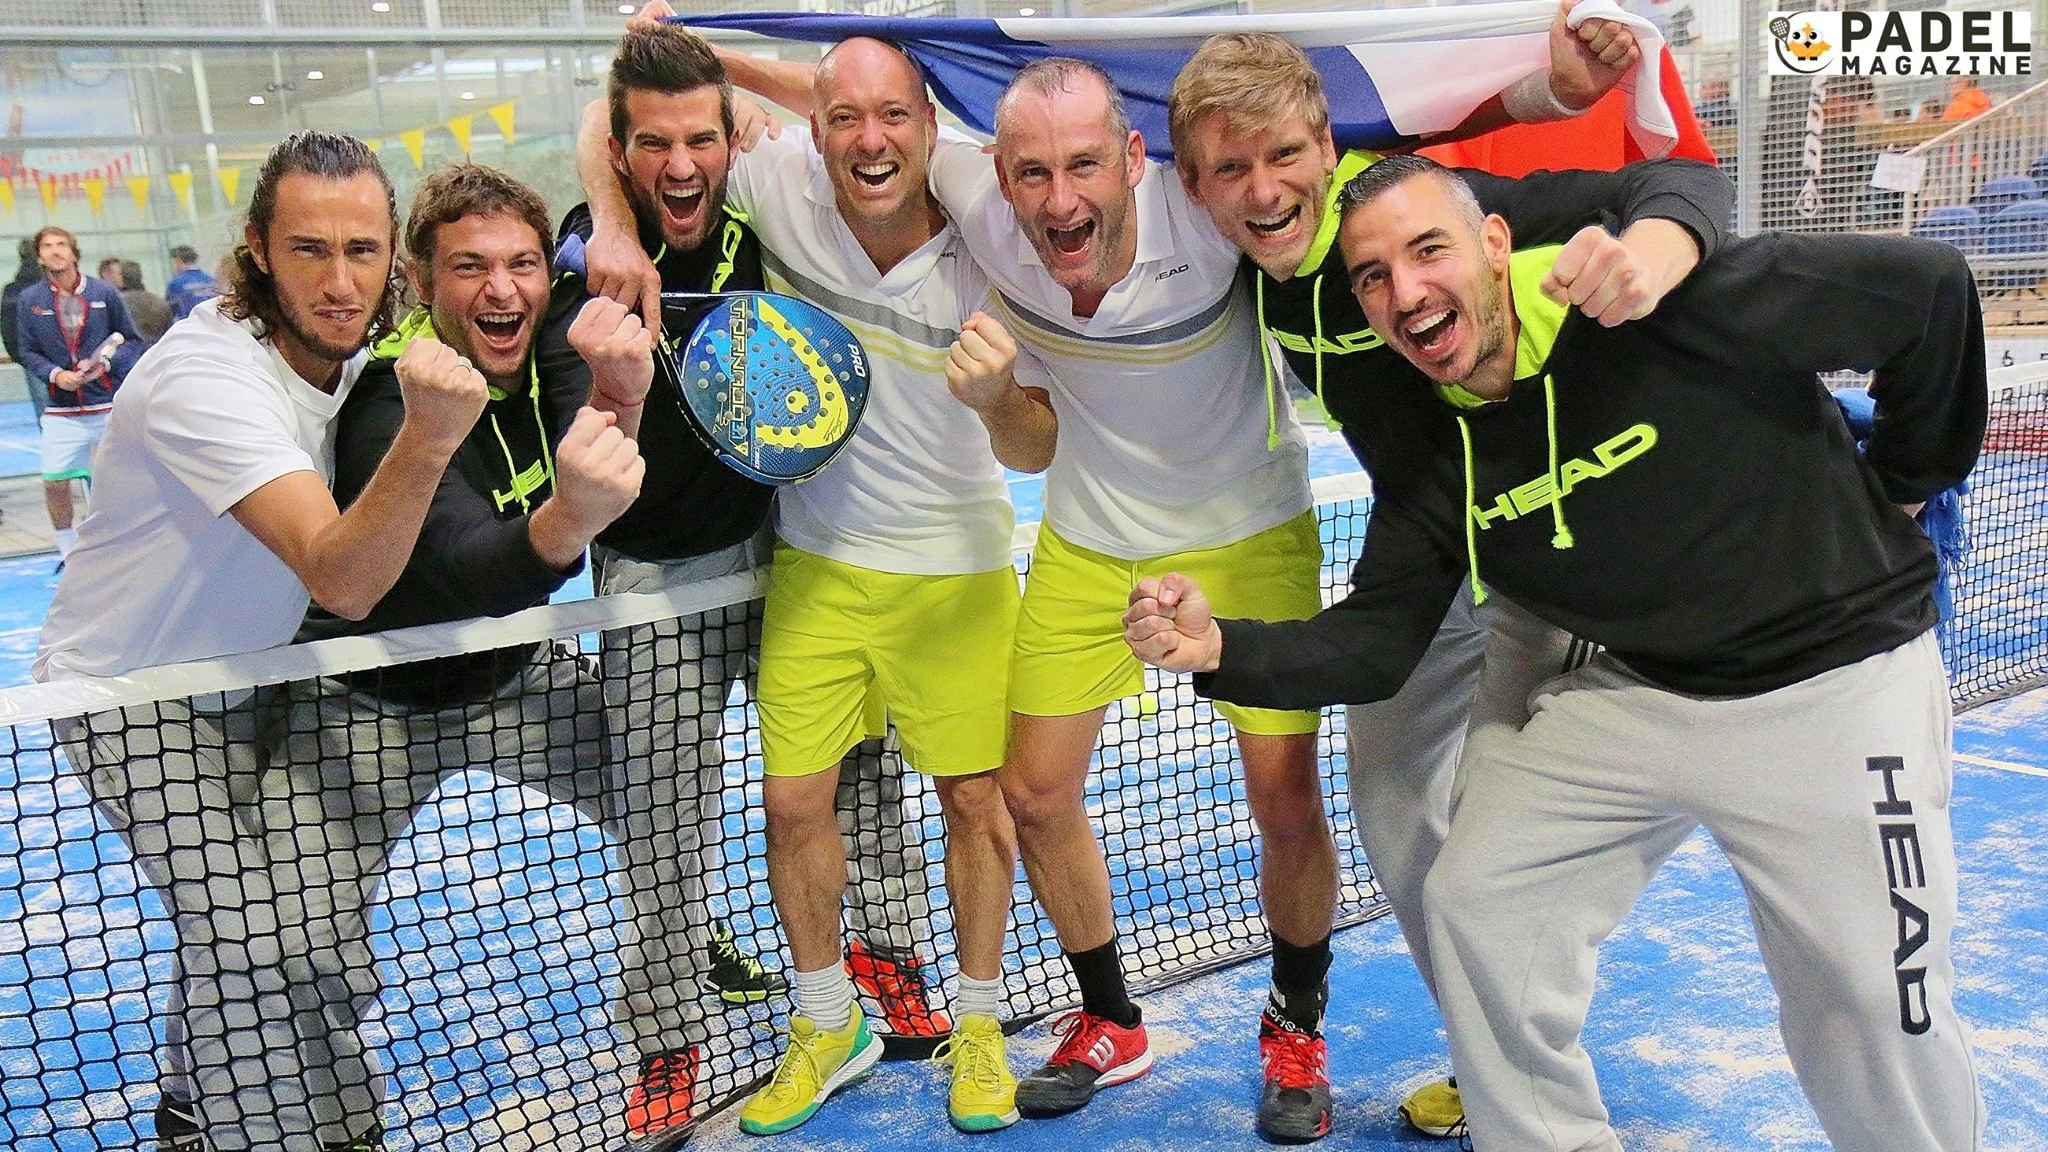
[1253,154,1734,500]
[1202,231,1986,707]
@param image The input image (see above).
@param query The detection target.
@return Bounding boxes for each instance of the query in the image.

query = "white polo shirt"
[35,299,363,680]
[726,126,1015,576]
[928,137,1311,561]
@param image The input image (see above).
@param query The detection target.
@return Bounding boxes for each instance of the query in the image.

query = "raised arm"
[1422,0,1641,144]
[225,339,488,620]
[946,312,1058,474]
[574,96,664,328]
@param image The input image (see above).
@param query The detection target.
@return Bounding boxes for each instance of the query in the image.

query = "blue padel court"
[0,423,2045,1151]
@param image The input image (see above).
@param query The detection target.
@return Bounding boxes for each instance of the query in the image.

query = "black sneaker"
[154,1098,205,1152]
[704,921,787,1003]
[322,1121,386,1151]
[1257,1007,1332,1143]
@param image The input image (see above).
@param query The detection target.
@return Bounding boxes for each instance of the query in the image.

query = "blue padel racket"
[657,291,871,485]
[555,232,872,485]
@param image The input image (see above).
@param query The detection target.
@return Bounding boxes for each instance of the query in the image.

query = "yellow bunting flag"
[488,101,516,147]
[365,137,383,154]
[447,114,473,157]
[83,177,106,215]
[218,166,243,207]
[399,127,427,170]
[127,175,152,212]
[0,181,13,216]
[39,177,58,215]
[168,171,194,213]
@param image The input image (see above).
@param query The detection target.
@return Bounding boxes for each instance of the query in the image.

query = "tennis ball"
[1138,692,1160,716]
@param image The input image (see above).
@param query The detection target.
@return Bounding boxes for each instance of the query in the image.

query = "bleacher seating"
[1914,204,1987,254]
[1986,199,2048,293]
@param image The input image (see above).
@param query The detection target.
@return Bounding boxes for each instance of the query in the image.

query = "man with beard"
[35,130,489,1152]
[552,25,950,1148]
[271,163,648,1151]
[1125,153,1986,1152]
[16,226,144,568]
[1164,30,1731,1141]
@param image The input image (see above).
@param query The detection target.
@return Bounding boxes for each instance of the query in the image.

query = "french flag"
[684,1,1702,167]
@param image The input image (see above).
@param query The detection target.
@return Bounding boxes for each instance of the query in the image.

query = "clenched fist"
[553,406,646,533]
[568,295,658,410]
[1124,573,1224,674]
[946,312,1021,415]
[1541,224,1670,327]
[393,336,490,456]
[1549,0,1641,112]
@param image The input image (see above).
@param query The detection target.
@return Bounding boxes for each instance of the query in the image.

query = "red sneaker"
[624,1046,699,1151]
[845,940,951,1038]
[1014,1010,1153,1117]
[1258,1009,1333,1142]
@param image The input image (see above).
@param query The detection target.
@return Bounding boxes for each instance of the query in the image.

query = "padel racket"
[555,232,872,485]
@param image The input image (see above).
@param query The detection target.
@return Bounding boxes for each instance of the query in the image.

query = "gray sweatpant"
[266,654,610,1146]
[1426,630,1984,1152]
[1344,585,1571,1002]
[594,539,936,1056]
[62,692,344,1152]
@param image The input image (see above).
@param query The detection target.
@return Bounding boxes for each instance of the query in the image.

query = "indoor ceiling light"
[1019,5,1035,12]
[371,1,390,11]
[305,70,324,80]
[460,91,476,100]
[248,95,265,105]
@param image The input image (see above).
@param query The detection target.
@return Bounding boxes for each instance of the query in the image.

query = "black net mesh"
[1,427,2041,1150]
[0,491,1389,1152]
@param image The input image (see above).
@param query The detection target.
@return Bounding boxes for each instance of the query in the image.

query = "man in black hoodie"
[1165,28,1730,1140]
[1125,154,1986,1152]
[282,164,648,1147]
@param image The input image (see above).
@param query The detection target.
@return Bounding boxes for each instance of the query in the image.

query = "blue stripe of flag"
[683,13,1396,159]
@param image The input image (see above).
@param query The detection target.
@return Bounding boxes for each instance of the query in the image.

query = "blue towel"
[1834,388,1969,645]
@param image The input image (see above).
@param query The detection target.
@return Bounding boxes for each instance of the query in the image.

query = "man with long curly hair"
[36,130,490,1152]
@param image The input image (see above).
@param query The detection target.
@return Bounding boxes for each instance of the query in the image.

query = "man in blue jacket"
[14,226,143,565]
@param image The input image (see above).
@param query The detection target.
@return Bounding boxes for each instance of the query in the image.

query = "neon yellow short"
[1011,512,1324,736]
[758,543,1021,778]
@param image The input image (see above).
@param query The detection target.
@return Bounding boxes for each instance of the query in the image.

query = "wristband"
[1502,70,1586,124]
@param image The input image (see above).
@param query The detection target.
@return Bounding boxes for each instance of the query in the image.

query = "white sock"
[793,964,856,1033]
[54,528,74,558]
[954,973,1004,1023]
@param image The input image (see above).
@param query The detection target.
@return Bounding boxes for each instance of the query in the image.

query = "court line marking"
[1955,751,2048,779]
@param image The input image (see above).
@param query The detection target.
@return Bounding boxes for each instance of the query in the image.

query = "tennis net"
[1,377,2043,1150]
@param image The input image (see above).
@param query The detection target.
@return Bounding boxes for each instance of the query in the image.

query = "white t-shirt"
[35,298,364,680]
[727,126,1014,576]
[928,136,1311,560]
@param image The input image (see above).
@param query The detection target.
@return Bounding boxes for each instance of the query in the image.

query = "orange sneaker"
[845,940,951,1037]
[624,1046,698,1151]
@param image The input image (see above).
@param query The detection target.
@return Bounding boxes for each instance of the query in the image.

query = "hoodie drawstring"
[1310,275,1339,431]
[1542,373,1575,550]
[1256,274,1280,451]
[1456,416,1488,607]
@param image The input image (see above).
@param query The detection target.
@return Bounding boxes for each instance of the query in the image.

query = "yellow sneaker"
[934,1014,1018,1133]
[737,1007,884,1136]
[1399,1077,1466,1138]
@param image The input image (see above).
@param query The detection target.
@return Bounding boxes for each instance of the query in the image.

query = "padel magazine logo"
[1768,9,2031,76]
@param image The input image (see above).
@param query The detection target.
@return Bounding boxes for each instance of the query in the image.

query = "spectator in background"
[95,257,123,286]
[1695,77,1735,130]
[14,226,144,568]
[118,261,173,344]
[3,237,48,422]
[1943,77,1992,121]
[165,244,221,320]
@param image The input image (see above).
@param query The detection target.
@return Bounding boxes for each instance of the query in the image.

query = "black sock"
[1065,939,1140,1027]
[1268,932,1333,1033]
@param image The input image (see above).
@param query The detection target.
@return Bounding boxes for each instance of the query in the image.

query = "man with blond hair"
[1163,26,1733,1139]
